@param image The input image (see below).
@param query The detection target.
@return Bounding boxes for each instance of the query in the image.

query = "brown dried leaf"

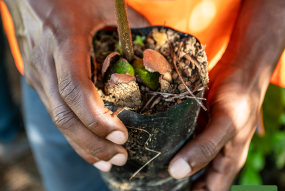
[102,52,120,76]
[143,49,172,81]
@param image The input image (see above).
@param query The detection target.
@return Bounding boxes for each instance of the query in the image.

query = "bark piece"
[105,73,141,108]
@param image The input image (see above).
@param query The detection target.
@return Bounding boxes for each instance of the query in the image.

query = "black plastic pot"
[99,26,204,191]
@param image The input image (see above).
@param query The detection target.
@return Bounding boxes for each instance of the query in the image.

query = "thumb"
[168,112,236,179]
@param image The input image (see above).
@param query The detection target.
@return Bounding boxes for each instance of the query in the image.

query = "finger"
[45,67,128,166]
[196,123,256,191]
[35,43,128,166]
[53,33,128,144]
[168,109,237,180]
[65,135,113,172]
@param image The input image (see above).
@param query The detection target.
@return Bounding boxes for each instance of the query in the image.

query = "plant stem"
[113,0,134,62]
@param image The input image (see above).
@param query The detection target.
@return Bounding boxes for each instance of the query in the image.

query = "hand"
[5,0,149,171]
[169,59,264,190]
[168,0,285,190]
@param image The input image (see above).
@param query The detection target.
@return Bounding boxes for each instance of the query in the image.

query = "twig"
[192,83,203,93]
[184,54,201,71]
[149,96,161,109]
[165,96,206,102]
[128,127,161,180]
[172,41,207,111]
[184,54,208,88]
[146,91,206,100]
[139,94,157,114]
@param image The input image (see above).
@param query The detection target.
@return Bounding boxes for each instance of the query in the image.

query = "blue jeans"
[0,22,20,144]
[21,77,109,191]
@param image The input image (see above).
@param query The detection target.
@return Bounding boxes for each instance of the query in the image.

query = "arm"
[4,0,149,171]
[169,0,285,190]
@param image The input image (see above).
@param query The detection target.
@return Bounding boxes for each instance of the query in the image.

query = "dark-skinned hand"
[4,0,149,171]
[168,0,285,190]
[4,0,285,190]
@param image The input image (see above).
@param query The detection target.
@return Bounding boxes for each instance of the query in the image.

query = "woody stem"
[113,0,134,63]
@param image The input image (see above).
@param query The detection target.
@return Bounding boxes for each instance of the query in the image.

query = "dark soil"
[93,28,208,115]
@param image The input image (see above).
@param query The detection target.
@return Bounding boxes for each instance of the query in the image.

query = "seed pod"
[102,52,135,81]
[143,49,172,82]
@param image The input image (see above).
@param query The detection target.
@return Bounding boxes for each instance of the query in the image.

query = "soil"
[93,28,208,115]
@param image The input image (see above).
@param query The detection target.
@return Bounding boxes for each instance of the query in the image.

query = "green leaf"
[133,35,146,46]
[276,152,285,169]
[244,147,265,172]
[273,132,285,169]
[262,84,284,132]
[281,88,285,106]
[133,59,160,90]
[240,168,263,185]
[279,113,285,125]
[251,151,265,171]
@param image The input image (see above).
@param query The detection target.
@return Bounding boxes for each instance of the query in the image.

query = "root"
[127,127,161,180]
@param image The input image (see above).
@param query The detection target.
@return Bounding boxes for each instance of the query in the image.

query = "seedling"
[133,35,146,46]
[102,0,171,91]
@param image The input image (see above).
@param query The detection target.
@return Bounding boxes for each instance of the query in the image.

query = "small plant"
[102,0,174,92]
[133,35,145,46]
[93,0,209,190]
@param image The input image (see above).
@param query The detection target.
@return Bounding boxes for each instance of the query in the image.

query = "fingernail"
[109,153,127,166]
[170,158,191,179]
[93,161,112,172]
[106,131,126,144]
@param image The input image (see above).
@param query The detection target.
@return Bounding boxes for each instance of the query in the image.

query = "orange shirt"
[0,1,23,74]
[1,0,285,87]
[127,0,285,88]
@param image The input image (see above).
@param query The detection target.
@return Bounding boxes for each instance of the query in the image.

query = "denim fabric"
[21,77,109,191]
[0,22,20,143]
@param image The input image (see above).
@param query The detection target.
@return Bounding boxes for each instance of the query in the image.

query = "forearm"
[215,0,285,92]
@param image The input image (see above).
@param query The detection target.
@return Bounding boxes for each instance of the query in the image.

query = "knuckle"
[58,77,82,105]
[198,139,217,161]
[52,104,77,131]
[89,145,115,161]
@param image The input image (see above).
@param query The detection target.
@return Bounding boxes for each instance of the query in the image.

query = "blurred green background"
[238,84,285,188]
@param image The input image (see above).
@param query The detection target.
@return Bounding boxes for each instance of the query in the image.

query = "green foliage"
[133,59,160,90]
[240,168,263,185]
[133,35,146,46]
[272,132,285,169]
[240,84,285,185]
